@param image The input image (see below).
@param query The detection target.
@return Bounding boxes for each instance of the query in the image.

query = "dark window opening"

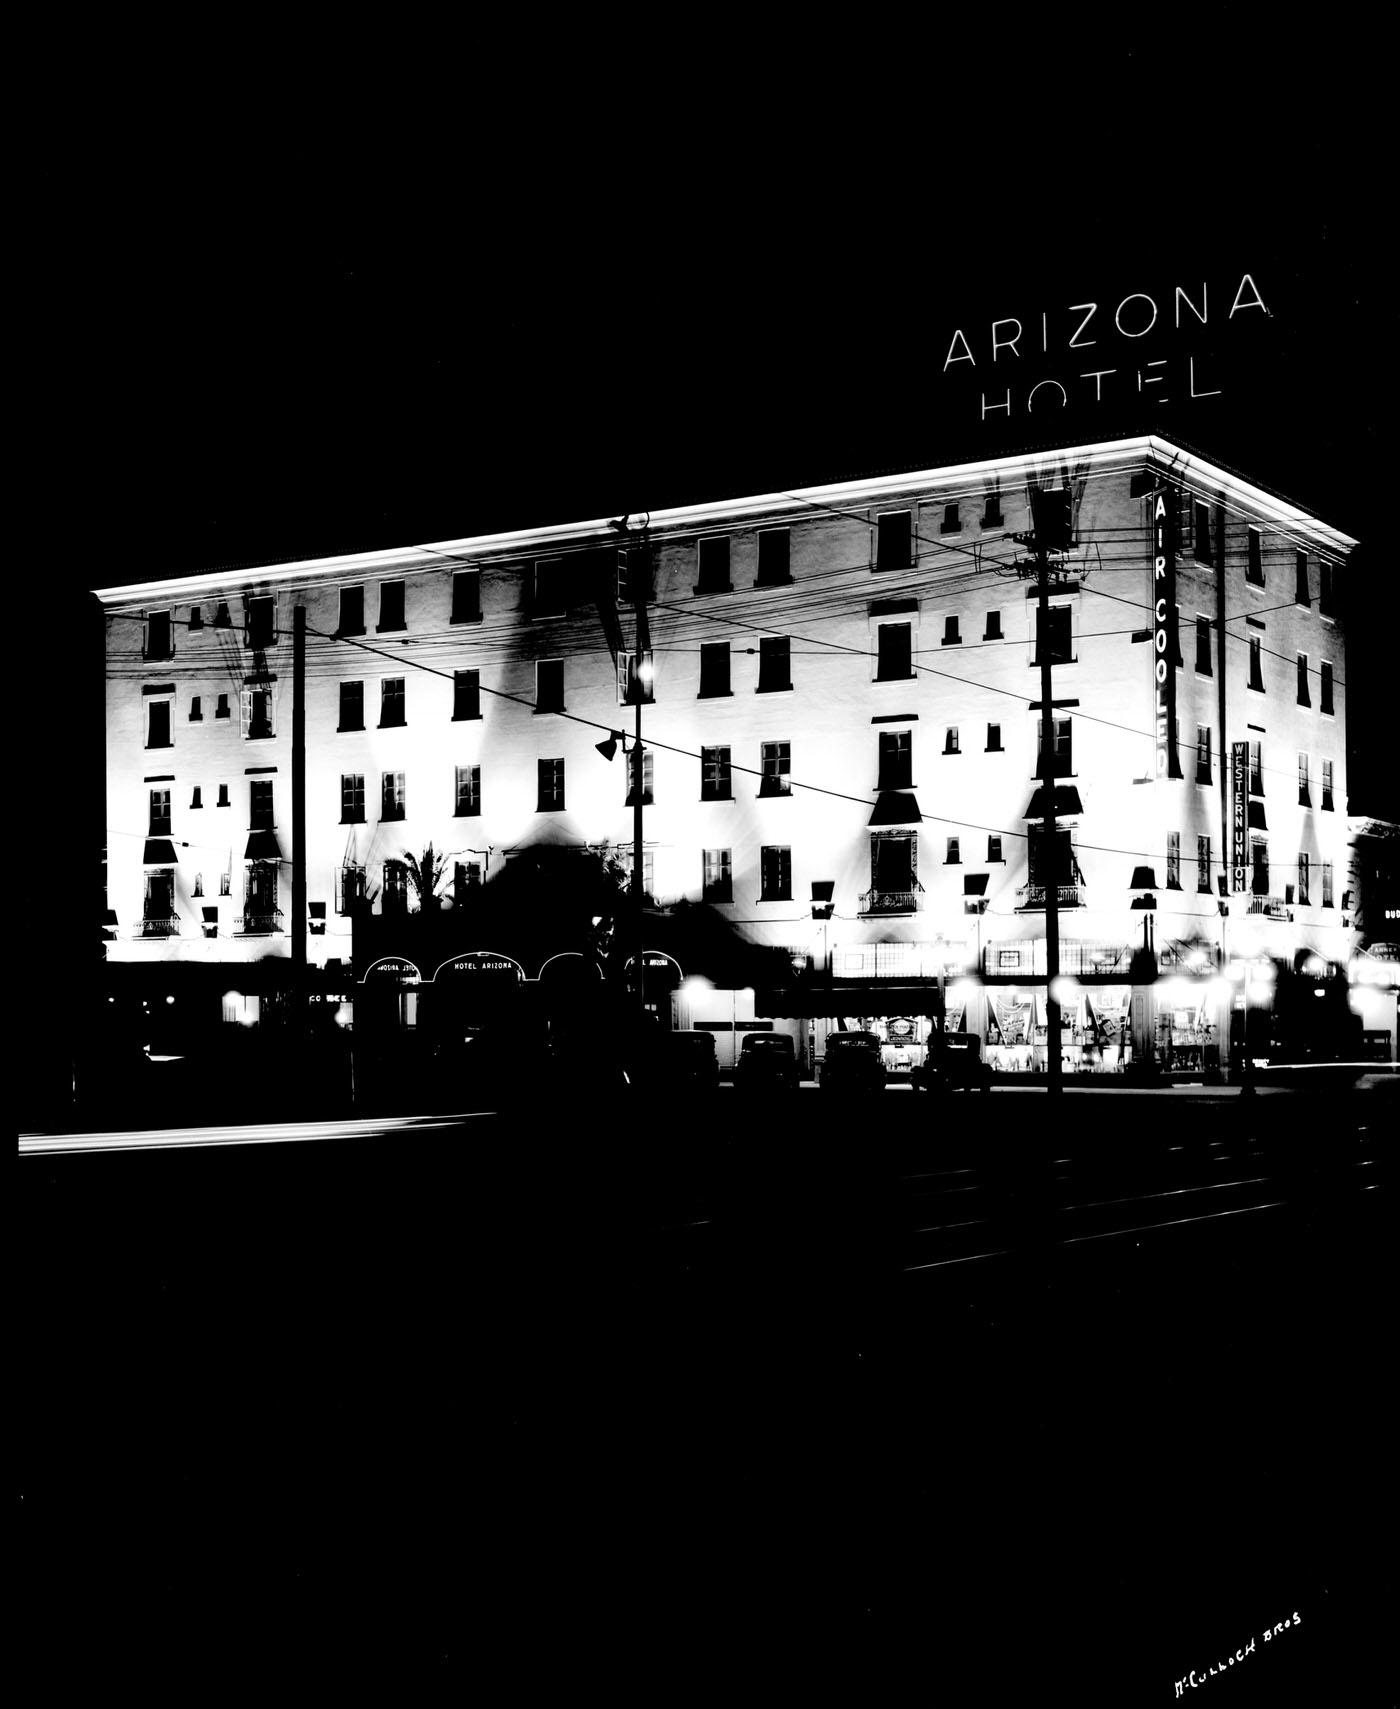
[247,597,276,649]
[697,537,731,594]
[756,529,791,587]
[878,730,912,791]
[984,611,1003,641]
[1246,526,1263,584]
[702,849,732,903]
[147,700,171,749]
[380,678,406,727]
[760,846,792,901]
[701,747,731,802]
[456,765,481,817]
[451,571,481,624]
[1035,604,1073,666]
[757,636,791,692]
[339,681,364,732]
[1294,552,1310,606]
[1196,616,1212,675]
[940,503,960,535]
[876,512,912,570]
[876,622,912,681]
[699,642,731,697]
[338,587,365,636]
[377,582,406,632]
[537,758,565,811]
[1320,662,1334,715]
[536,659,564,713]
[986,723,1002,752]
[760,741,791,797]
[341,774,365,824]
[145,611,173,660]
[453,670,481,721]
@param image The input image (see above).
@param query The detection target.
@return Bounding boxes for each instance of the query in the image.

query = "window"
[701,746,732,801]
[986,723,1002,752]
[453,861,482,905]
[698,642,731,697]
[1298,852,1310,906]
[878,730,912,790]
[193,873,203,897]
[243,860,279,928]
[215,694,230,719]
[944,726,960,755]
[145,611,173,660]
[1028,827,1076,896]
[338,864,366,914]
[876,512,912,570]
[1298,752,1310,806]
[453,670,480,721]
[149,789,171,835]
[618,650,655,705]
[984,610,1003,641]
[455,764,481,817]
[189,606,203,631]
[247,596,277,649]
[1322,759,1334,812]
[1320,662,1334,715]
[696,537,731,594]
[143,868,176,932]
[380,678,406,727]
[249,780,274,828]
[988,835,1003,863]
[1195,503,1214,567]
[1249,742,1264,795]
[1297,653,1310,706]
[189,695,202,721]
[1035,604,1073,665]
[1196,616,1212,675]
[451,571,481,624]
[537,758,565,811]
[1322,860,1334,908]
[617,846,654,900]
[341,774,365,824]
[756,529,791,586]
[339,681,364,731]
[1036,717,1072,777]
[1248,637,1265,693]
[529,563,564,618]
[338,587,365,636]
[760,741,791,797]
[1251,837,1269,896]
[1319,561,1335,617]
[760,846,792,900]
[212,602,232,628]
[942,614,961,647]
[243,688,274,741]
[1196,725,1212,785]
[702,848,732,903]
[946,837,961,865]
[190,786,202,809]
[377,581,406,632]
[870,829,917,897]
[146,699,172,749]
[940,502,960,535]
[757,636,791,692]
[876,622,912,680]
[1198,835,1212,893]
[383,860,408,914]
[536,659,564,713]
[220,871,232,896]
[217,784,230,808]
[381,771,406,821]
[626,748,654,806]
[1294,551,1310,606]
[983,495,1004,527]
[1167,832,1181,890]
[1245,525,1263,583]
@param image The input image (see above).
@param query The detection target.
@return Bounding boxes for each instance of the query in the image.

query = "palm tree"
[401,843,456,913]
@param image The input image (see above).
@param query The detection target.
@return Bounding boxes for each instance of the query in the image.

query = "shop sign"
[1232,742,1249,891]
[998,950,1022,970]
[1152,488,1179,779]
[433,952,524,982]
[359,956,421,984]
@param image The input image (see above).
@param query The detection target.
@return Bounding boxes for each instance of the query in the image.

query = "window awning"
[1023,784,1084,819]
[244,830,285,860]
[963,874,990,897]
[868,791,923,827]
[1247,800,1267,830]
[142,838,178,865]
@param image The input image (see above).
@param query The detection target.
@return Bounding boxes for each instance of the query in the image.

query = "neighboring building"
[96,434,1365,1075]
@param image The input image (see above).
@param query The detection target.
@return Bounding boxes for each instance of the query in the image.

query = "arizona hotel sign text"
[937,274,1270,420]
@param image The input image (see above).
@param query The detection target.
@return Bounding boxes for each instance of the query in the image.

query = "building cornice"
[93,435,1358,605]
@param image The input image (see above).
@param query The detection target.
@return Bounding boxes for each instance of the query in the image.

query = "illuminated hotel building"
[97,434,1363,1074]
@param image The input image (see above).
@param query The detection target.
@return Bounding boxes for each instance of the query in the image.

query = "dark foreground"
[17,1091,1392,1702]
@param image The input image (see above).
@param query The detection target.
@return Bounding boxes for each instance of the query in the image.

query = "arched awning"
[868,791,923,827]
[1023,784,1084,819]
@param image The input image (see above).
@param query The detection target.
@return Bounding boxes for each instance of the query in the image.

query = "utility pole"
[292,604,307,1048]
[1016,491,1070,1096]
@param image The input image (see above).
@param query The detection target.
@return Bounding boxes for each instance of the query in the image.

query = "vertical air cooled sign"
[1232,741,1249,892]
[1152,488,1179,779]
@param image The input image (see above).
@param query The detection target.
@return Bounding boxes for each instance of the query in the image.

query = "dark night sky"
[29,39,1390,815]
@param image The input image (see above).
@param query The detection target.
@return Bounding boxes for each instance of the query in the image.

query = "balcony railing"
[1247,895,1292,919]
[234,909,284,934]
[139,915,180,938]
[1017,883,1083,909]
[858,888,924,916]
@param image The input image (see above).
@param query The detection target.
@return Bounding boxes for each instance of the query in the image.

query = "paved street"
[17,1088,1392,1700]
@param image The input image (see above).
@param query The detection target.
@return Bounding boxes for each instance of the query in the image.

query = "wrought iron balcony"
[1017,883,1083,909]
[234,909,285,934]
[139,915,180,938]
[1247,895,1292,920]
[858,888,924,917]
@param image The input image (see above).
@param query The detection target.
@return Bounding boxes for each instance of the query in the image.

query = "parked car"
[733,1032,801,1093]
[632,1028,720,1092]
[911,1030,993,1093]
[819,1030,886,1093]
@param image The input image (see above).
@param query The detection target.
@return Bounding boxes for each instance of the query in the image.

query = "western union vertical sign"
[1232,742,1249,891]
[1152,488,1179,779]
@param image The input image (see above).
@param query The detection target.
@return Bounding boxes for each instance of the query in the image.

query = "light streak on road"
[18,1111,494,1157]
